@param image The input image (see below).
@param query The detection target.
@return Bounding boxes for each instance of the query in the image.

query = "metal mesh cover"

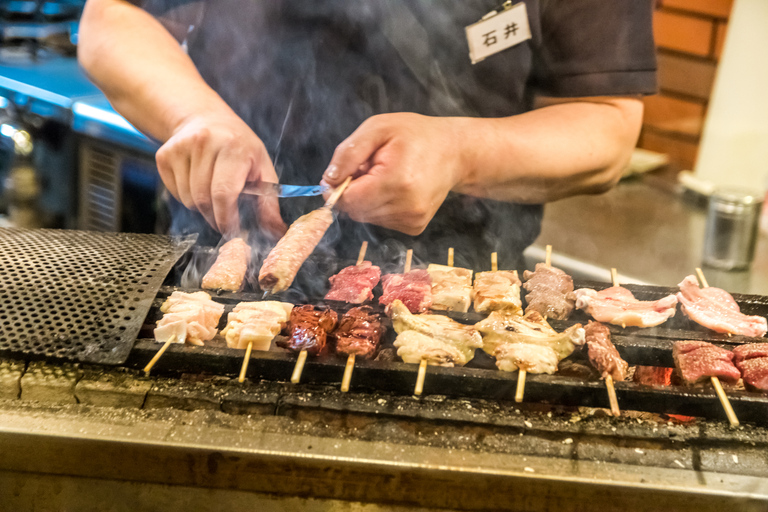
[0,229,196,364]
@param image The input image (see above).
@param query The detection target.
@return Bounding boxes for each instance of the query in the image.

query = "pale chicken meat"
[574,286,678,328]
[202,237,251,291]
[426,264,473,313]
[394,331,466,367]
[676,275,767,337]
[154,291,225,346]
[221,301,293,351]
[259,207,334,293]
[388,299,482,365]
[475,310,585,375]
[473,270,522,314]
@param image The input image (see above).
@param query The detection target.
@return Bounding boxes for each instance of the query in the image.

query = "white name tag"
[466,2,532,64]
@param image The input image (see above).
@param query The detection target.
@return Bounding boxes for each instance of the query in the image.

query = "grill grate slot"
[0,228,195,364]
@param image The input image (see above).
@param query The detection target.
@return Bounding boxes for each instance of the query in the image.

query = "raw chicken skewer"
[259,177,351,294]
[143,334,176,375]
[516,245,552,402]
[230,301,294,383]
[341,242,370,393]
[472,252,522,313]
[693,268,740,427]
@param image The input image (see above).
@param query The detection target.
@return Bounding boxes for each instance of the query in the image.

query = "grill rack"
[128,283,768,425]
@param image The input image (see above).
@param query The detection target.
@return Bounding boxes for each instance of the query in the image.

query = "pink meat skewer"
[733,344,768,393]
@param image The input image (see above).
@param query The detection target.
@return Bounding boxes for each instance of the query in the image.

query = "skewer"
[545,245,552,267]
[491,252,498,272]
[324,176,353,208]
[415,358,428,396]
[447,247,454,267]
[291,349,308,384]
[143,334,176,376]
[694,268,740,427]
[610,268,625,328]
[404,249,413,273]
[238,340,254,383]
[605,374,621,417]
[340,241,371,392]
[515,370,526,403]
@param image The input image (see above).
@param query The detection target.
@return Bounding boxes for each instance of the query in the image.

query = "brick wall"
[638,0,733,170]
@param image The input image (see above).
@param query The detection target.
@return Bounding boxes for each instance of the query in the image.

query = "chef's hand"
[156,111,287,238]
[321,113,464,236]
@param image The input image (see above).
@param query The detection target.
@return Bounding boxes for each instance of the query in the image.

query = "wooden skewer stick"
[515,370,527,403]
[291,349,308,384]
[694,267,739,427]
[711,375,740,427]
[357,241,368,266]
[545,245,552,267]
[238,341,254,383]
[415,358,428,396]
[491,252,498,272]
[324,176,353,208]
[611,268,619,288]
[341,353,355,393]
[404,249,413,274]
[447,247,454,267]
[143,335,176,376]
[605,374,621,417]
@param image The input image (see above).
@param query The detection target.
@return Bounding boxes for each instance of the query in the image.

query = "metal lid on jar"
[712,187,764,206]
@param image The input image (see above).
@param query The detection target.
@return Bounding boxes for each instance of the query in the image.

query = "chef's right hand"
[156,111,287,238]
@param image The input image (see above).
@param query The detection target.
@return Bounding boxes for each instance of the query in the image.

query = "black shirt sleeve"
[532,0,657,97]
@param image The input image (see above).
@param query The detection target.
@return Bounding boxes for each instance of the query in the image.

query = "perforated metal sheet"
[0,229,196,364]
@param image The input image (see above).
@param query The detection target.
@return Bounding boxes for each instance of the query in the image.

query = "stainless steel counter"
[534,174,768,295]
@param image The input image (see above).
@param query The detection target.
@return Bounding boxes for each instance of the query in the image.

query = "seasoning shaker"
[702,188,764,270]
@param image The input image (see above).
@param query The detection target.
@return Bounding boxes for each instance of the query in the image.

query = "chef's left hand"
[321,113,464,236]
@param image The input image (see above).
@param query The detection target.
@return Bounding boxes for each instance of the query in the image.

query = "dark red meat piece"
[278,305,338,356]
[584,321,628,381]
[733,343,768,392]
[672,340,740,385]
[522,263,575,320]
[379,270,432,313]
[334,306,384,359]
[325,262,381,303]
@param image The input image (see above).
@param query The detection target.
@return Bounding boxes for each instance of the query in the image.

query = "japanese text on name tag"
[466,2,531,64]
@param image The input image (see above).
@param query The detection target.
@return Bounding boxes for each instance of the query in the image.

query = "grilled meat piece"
[733,344,768,392]
[278,305,338,356]
[394,330,466,367]
[259,207,334,293]
[522,263,575,320]
[672,340,740,385]
[574,286,677,328]
[221,301,293,350]
[379,270,432,313]
[325,261,381,304]
[426,264,473,313]
[388,299,482,365]
[473,270,522,314]
[494,343,559,374]
[584,321,628,381]
[154,291,225,346]
[334,306,384,359]
[677,275,767,337]
[202,237,251,291]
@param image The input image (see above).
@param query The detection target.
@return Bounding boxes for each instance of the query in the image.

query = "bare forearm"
[454,97,644,203]
[78,0,231,142]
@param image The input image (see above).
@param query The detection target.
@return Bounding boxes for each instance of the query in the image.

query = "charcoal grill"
[2,235,768,510]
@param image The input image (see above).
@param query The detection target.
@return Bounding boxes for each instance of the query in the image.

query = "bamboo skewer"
[404,249,413,274]
[291,349,308,384]
[610,268,626,329]
[694,268,740,427]
[143,335,176,376]
[491,252,498,272]
[324,176,353,208]
[415,359,428,396]
[545,244,552,267]
[601,268,623,416]
[447,247,454,267]
[340,242,370,393]
[238,340,254,383]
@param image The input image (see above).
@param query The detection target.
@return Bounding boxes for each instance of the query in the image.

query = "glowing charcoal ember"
[202,238,251,291]
[672,340,741,385]
[733,344,768,392]
[473,270,522,313]
[522,263,575,320]
[633,366,673,386]
[334,306,384,359]
[584,321,628,381]
[259,207,334,293]
[426,264,473,312]
[277,305,338,356]
[221,301,293,351]
[676,275,767,337]
[574,286,678,328]
[154,291,225,346]
[324,262,381,303]
[379,270,432,313]
[388,299,482,365]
